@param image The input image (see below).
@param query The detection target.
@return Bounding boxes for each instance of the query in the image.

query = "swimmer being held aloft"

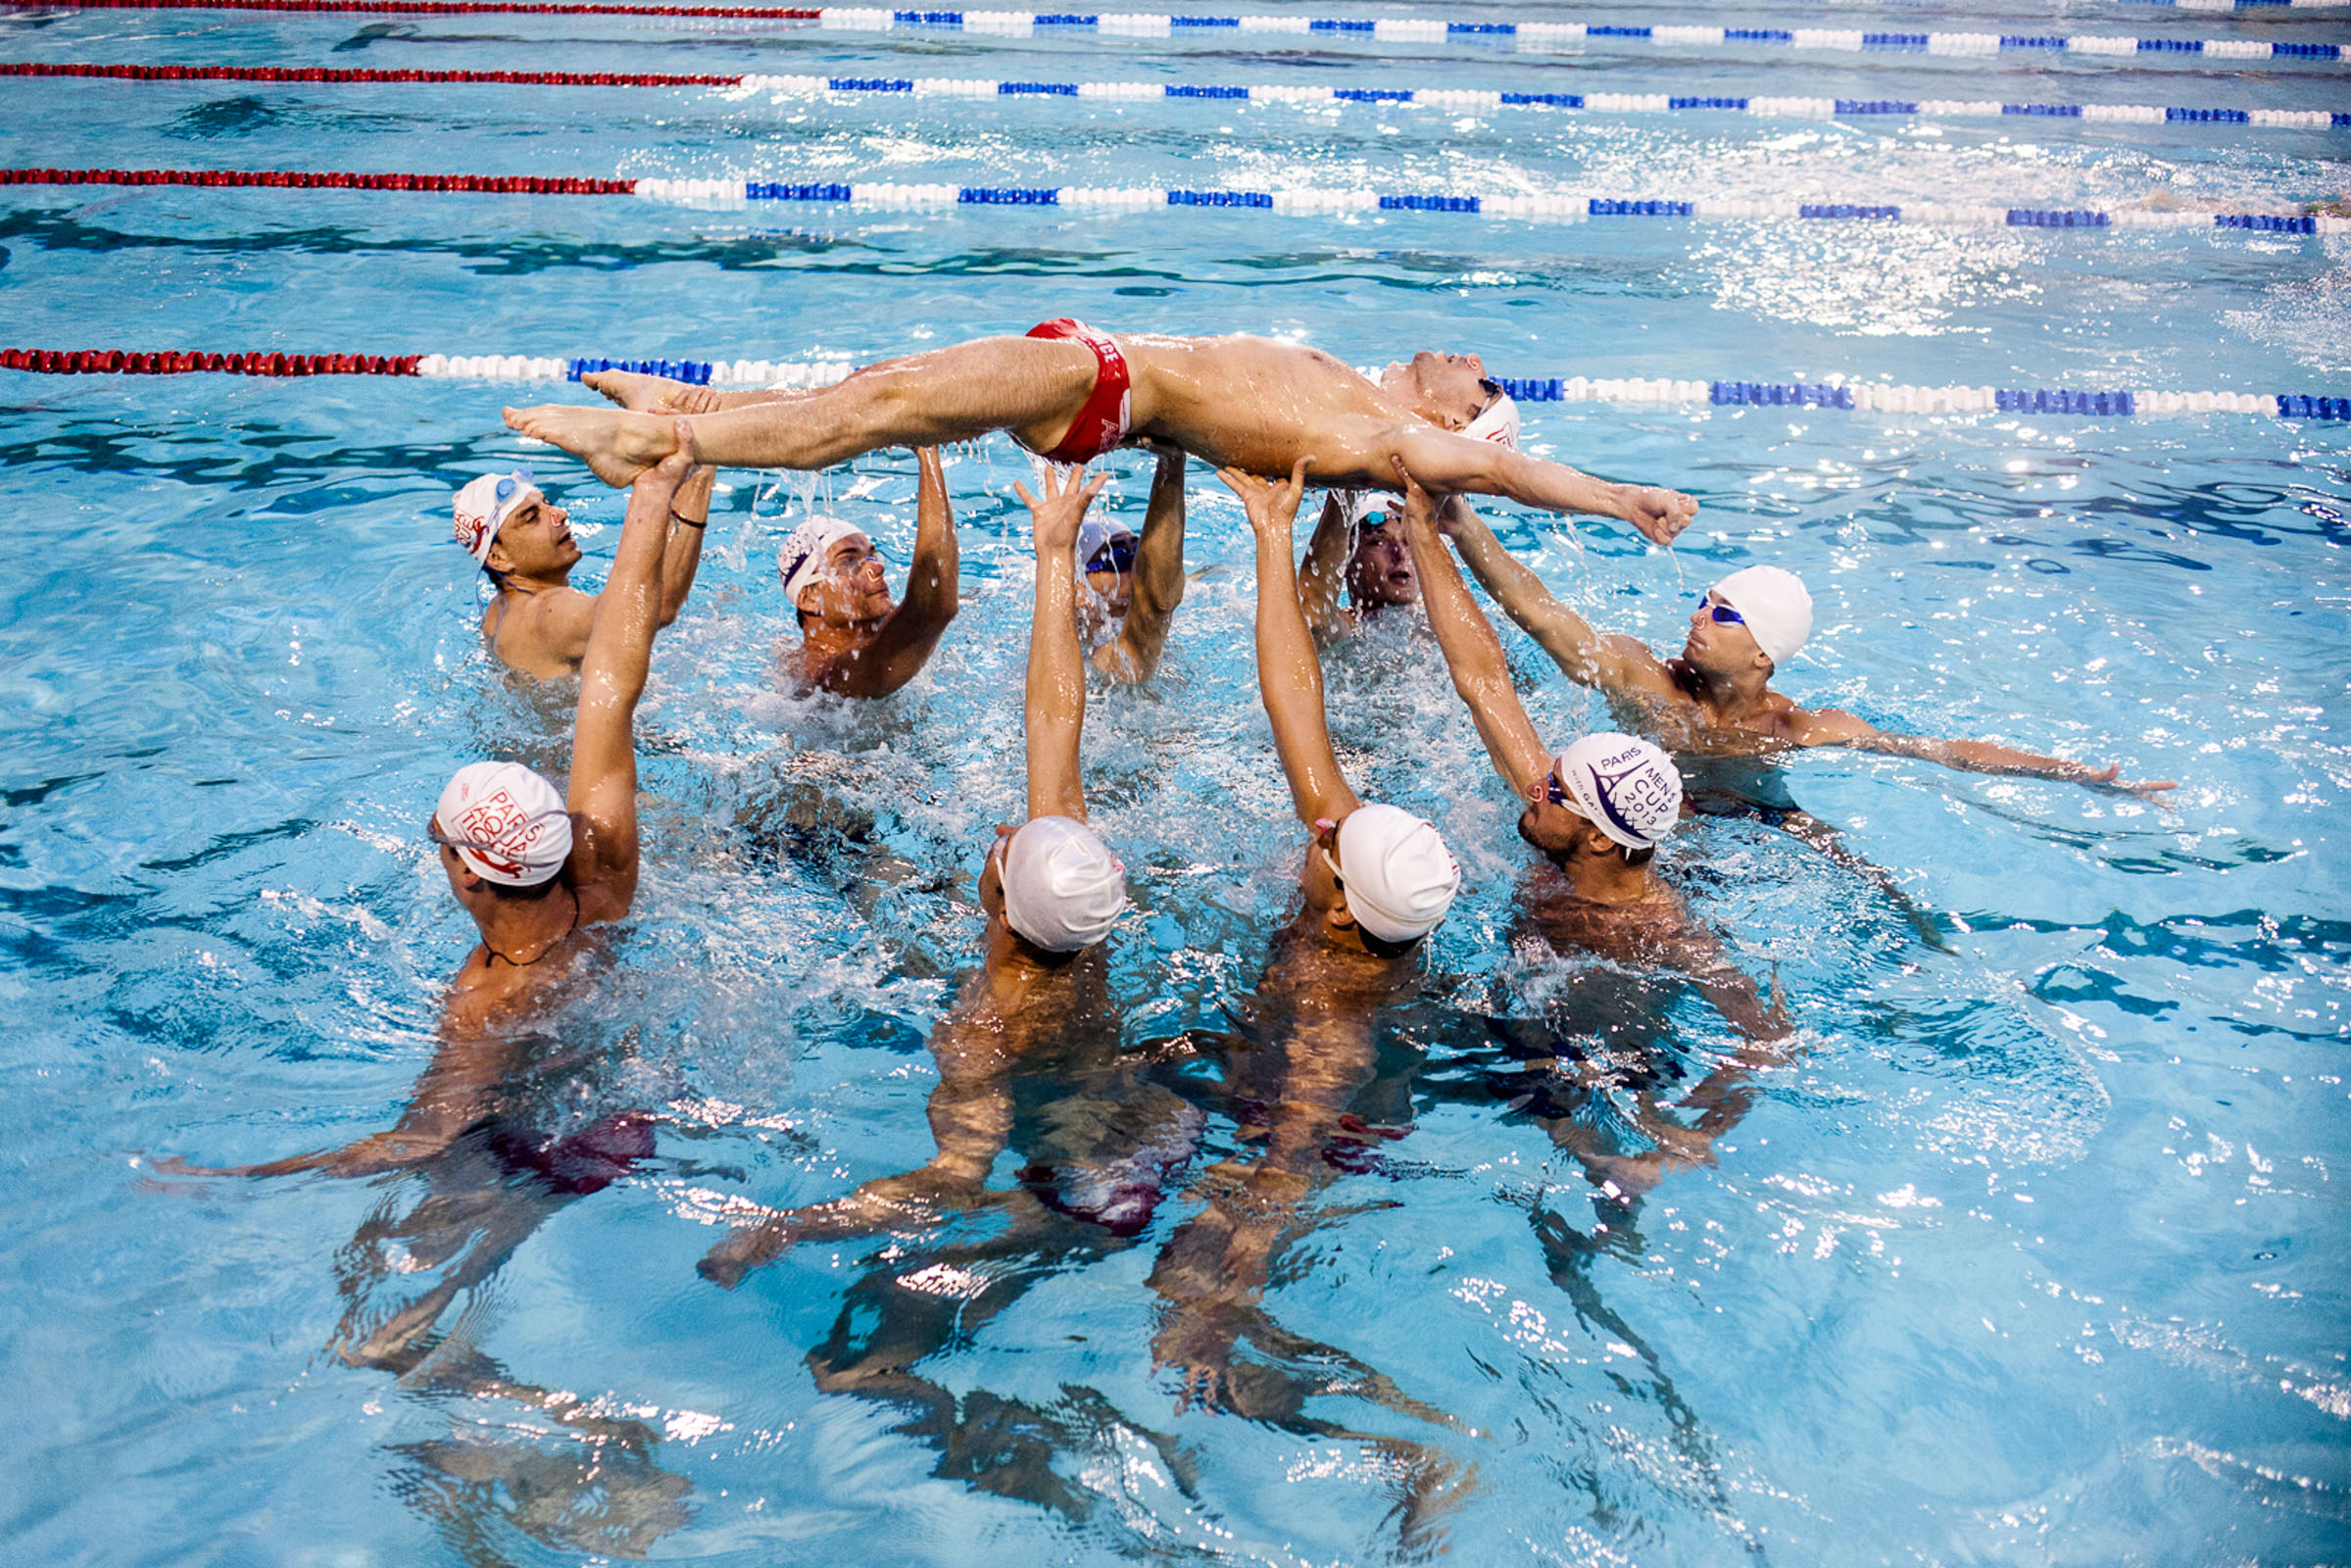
[773,446,959,698]
[454,463,710,681]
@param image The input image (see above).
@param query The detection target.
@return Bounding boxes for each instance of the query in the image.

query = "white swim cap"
[776,516,867,610]
[1000,815,1128,953]
[432,760,573,887]
[1077,516,1138,574]
[1710,565,1813,663]
[1553,733,1683,852]
[452,469,539,565]
[1461,389,1520,450]
[1341,490,1396,530]
[1333,804,1460,944]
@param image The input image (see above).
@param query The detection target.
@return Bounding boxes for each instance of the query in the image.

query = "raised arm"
[1096,443,1186,683]
[1015,465,1109,822]
[1441,499,1678,701]
[840,446,961,698]
[1297,492,1352,642]
[1389,424,1695,548]
[1219,459,1359,825]
[1791,709,2178,796]
[567,424,696,917]
[657,462,714,627]
[1395,467,1552,800]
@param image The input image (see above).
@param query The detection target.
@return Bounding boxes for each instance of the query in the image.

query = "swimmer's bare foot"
[503,403,678,488]
[582,368,726,416]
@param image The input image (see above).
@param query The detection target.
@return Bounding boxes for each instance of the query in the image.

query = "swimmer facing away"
[505,324,1697,547]
[699,463,1134,1287]
[1145,456,1465,1416]
[453,459,710,681]
[1436,502,2177,795]
[164,429,700,1367]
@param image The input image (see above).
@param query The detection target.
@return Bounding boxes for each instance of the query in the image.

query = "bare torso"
[1113,333,1410,485]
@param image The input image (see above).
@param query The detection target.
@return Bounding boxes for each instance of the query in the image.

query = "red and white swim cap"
[452,469,540,566]
[431,761,573,887]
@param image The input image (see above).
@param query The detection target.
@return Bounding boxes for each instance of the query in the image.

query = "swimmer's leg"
[508,336,1101,487]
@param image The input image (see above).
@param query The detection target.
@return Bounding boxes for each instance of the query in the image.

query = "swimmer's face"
[1516,768,1586,858]
[1402,351,1492,429]
[486,490,579,577]
[979,825,1015,920]
[795,533,893,627]
[1083,530,1138,617]
[1683,590,1767,676]
[1346,516,1418,608]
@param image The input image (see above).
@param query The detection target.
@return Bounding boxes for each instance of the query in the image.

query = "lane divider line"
[8,63,2343,132]
[0,347,2342,418]
[5,166,2345,234]
[4,3,2342,64]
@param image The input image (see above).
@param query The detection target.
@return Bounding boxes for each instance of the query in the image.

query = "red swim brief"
[1024,318,1134,465]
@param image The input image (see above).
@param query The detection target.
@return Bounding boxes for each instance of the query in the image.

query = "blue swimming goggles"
[1086,536,1138,575]
[1699,594,1747,627]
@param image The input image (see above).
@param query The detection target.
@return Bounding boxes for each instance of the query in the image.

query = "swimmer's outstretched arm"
[1016,464,1109,823]
[1440,500,1679,704]
[1297,493,1352,643]
[568,425,699,923]
[1788,709,2178,797]
[656,462,715,630]
[837,447,959,699]
[1096,444,1187,683]
[1395,467,1551,801]
[1386,424,1697,549]
[1221,458,1359,826]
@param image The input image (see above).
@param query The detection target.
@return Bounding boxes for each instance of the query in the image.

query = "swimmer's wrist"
[669,509,706,530]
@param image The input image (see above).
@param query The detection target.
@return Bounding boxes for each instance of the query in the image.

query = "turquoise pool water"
[2,4,2347,1563]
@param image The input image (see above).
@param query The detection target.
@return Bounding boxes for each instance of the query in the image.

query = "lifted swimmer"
[506,326,1696,546]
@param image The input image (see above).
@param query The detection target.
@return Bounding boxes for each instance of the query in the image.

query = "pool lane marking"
[4,167,2345,235]
[6,3,2345,64]
[10,63,2345,133]
[0,349,2342,419]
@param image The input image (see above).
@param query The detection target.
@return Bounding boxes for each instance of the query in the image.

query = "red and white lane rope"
[8,62,2343,134]
[5,165,2345,235]
[0,347,2342,419]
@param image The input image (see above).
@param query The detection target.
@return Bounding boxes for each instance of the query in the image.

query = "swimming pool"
[1,1,2346,1562]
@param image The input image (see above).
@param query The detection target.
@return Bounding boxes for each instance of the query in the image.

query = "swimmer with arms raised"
[164,432,698,1409]
[699,464,1132,1287]
[1144,456,1463,1414]
[773,447,960,697]
[1435,505,2176,794]
[1078,442,1190,683]
[505,325,1697,546]
[453,460,710,681]
[1397,468,1794,1194]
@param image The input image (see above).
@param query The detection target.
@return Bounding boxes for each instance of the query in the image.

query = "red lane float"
[0,61,745,86]
[0,349,425,375]
[0,0,823,15]
[0,167,637,193]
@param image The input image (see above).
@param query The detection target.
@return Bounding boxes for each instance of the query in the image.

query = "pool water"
[2,3,2346,1564]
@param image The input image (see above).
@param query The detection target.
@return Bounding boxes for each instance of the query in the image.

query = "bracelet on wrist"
[670,509,706,530]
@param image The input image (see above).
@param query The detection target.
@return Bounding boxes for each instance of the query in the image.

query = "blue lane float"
[729,74,2348,134]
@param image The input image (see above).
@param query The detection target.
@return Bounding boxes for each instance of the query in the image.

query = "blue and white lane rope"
[393,354,2351,418]
[638,179,2351,233]
[681,12,2351,63]
[726,75,2349,131]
